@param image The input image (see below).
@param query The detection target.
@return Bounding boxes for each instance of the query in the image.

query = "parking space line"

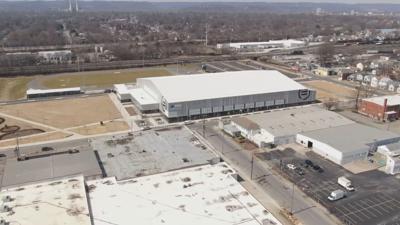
[354,201,376,218]
[342,205,365,221]
[347,203,371,220]
[360,200,384,216]
[342,198,398,222]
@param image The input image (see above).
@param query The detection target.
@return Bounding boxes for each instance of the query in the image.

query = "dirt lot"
[0,95,122,129]
[302,80,357,102]
[0,77,33,101]
[69,120,129,135]
[40,67,172,89]
[0,115,51,141]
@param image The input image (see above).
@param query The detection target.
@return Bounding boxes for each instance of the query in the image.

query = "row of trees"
[0,11,399,47]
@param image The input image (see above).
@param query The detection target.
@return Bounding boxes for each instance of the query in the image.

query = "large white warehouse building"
[296,123,400,165]
[115,70,316,121]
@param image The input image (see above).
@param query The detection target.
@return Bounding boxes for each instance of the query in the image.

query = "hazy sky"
[100,0,400,4]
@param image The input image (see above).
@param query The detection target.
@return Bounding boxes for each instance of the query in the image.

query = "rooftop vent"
[1,196,12,203]
[0,205,11,213]
[0,218,7,225]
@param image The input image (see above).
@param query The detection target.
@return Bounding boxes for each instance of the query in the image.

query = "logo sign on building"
[298,89,311,100]
[161,96,167,112]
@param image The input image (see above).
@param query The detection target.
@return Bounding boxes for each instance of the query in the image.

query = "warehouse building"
[26,87,82,99]
[216,39,305,50]
[358,95,400,121]
[296,123,400,165]
[229,106,354,147]
[115,71,316,121]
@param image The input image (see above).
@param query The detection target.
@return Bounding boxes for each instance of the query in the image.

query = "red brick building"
[358,95,400,121]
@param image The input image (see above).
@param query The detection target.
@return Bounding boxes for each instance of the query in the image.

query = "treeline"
[1,12,399,48]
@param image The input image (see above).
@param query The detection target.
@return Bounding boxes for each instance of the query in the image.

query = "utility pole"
[14,137,20,159]
[202,119,205,137]
[205,23,209,47]
[250,152,254,180]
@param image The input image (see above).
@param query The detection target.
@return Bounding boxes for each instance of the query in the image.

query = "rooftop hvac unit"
[1,196,12,203]
[0,218,7,225]
[0,205,11,213]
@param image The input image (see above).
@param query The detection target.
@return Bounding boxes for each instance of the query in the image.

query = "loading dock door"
[307,141,313,148]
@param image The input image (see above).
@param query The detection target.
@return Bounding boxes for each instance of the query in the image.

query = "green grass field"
[41,68,172,89]
[0,77,33,101]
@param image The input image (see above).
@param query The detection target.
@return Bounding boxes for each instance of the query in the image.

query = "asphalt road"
[188,121,339,225]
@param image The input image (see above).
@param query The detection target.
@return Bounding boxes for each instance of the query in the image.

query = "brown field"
[302,80,357,102]
[0,115,50,132]
[69,120,129,135]
[0,95,121,129]
[0,77,32,101]
[41,68,172,89]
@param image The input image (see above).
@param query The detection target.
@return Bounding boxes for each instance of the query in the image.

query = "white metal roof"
[139,70,309,103]
[27,87,81,95]
[129,88,158,105]
[245,106,355,137]
[221,39,305,48]
[299,123,400,153]
[0,175,91,225]
[87,163,282,225]
[363,95,400,106]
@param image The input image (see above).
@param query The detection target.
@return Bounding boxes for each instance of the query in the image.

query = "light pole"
[250,151,255,180]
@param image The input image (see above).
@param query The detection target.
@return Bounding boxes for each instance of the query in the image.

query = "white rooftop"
[221,39,305,48]
[139,70,309,103]
[129,88,158,105]
[363,95,400,106]
[87,163,282,225]
[0,175,91,225]
[27,87,81,95]
[245,105,355,136]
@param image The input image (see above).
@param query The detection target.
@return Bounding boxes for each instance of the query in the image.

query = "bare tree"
[317,42,335,66]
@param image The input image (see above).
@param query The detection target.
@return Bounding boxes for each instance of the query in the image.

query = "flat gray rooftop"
[299,123,400,153]
[91,126,218,180]
[1,150,102,188]
[246,105,354,136]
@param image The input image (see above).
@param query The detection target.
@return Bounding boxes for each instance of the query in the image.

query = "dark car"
[313,165,324,173]
[41,146,54,152]
[305,159,314,167]
[295,167,305,175]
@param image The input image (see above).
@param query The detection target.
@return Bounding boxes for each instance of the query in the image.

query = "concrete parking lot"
[258,148,400,225]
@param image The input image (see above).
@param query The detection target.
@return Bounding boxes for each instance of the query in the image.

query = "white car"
[286,164,296,170]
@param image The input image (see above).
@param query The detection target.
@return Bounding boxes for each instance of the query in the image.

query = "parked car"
[312,165,324,173]
[295,167,305,175]
[41,146,54,152]
[287,164,296,170]
[305,159,313,166]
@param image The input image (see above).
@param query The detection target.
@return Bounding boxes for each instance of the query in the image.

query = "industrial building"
[358,95,400,121]
[1,150,102,188]
[227,106,354,146]
[26,87,82,99]
[0,175,91,225]
[296,123,400,165]
[114,70,316,121]
[216,39,305,50]
[87,163,282,225]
